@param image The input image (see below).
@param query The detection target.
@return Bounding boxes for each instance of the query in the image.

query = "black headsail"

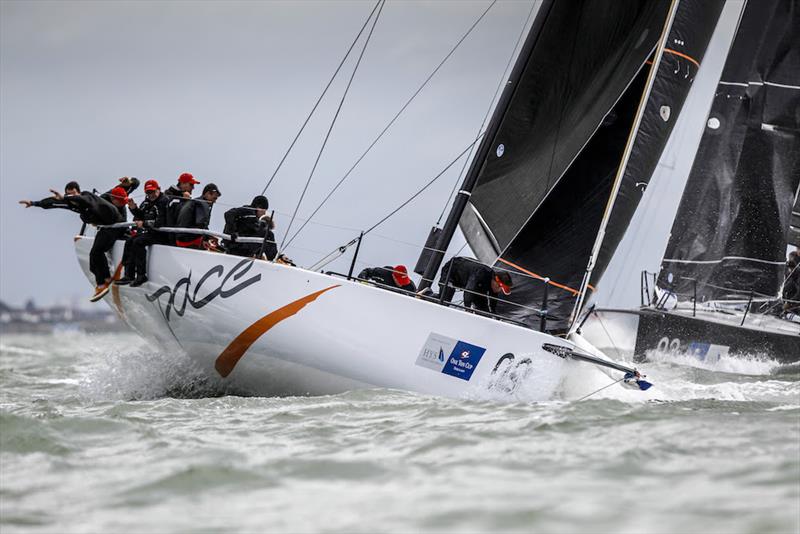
[457,0,725,331]
[658,0,800,301]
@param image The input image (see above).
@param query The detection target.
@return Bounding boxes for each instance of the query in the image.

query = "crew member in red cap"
[164,172,200,233]
[436,257,512,314]
[357,264,417,294]
[19,178,138,301]
[116,179,170,286]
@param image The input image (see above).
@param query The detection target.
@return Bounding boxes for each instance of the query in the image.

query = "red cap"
[144,179,160,192]
[391,265,411,287]
[179,172,200,185]
[109,187,129,203]
[494,275,512,296]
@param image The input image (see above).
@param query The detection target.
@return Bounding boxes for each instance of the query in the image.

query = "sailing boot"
[90,279,113,302]
[130,276,148,287]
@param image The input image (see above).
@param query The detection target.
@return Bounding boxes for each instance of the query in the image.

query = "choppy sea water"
[1,331,798,534]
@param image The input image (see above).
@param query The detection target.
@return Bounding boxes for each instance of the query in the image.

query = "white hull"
[74,237,609,399]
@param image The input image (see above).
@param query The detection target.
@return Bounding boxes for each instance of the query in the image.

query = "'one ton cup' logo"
[415,333,486,381]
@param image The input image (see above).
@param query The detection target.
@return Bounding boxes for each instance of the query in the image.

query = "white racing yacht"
[67,0,736,399]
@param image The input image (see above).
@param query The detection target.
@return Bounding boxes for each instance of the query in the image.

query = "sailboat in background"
[579,0,800,365]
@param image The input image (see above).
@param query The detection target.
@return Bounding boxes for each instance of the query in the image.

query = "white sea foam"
[468,352,565,403]
[78,341,230,401]
[644,348,783,375]
[0,344,47,356]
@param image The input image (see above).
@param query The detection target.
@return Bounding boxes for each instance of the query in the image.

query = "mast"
[568,0,681,332]
[417,0,554,292]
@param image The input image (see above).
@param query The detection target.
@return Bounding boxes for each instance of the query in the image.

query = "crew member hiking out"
[175,183,221,248]
[19,176,139,217]
[20,180,135,301]
[18,181,82,210]
[116,180,169,287]
[434,257,512,314]
[223,195,277,260]
[357,265,417,294]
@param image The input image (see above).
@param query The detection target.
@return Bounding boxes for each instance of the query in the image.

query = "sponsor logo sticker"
[416,333,486,381]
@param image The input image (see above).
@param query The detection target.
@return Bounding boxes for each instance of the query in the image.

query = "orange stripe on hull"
[215,285,340,378]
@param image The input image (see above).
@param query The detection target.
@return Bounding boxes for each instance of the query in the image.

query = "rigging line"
[576,376,625,402]
[363,134,484,236]
[279,0,385,253]
[261,0,382,195]
[309,135,483,267]
[282,0,499,250]
[436,0,537,226]
[595,313,623,360]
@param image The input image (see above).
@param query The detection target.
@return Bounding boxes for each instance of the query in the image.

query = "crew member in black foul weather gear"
[116,180,170,287]
[19,177,139,220]
[87,186,132,300]
[164,172,200,231]
[20,180,136,301]
[175,183,221,248]
[357,265,417,293]
[18,181,82,210]
[223,195,277,260]
[437,257,512,314]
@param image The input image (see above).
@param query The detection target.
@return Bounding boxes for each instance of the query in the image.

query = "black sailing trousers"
[89,228,125,285]
[122,232,162,279]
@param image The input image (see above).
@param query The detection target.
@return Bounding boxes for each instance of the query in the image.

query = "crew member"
[357,265,417,293]
[19,177,138,216]
[223,195,277,260]
[175,183,221,248]
[20,181,133,300]
[18,181,82,210]
[116,180,169,287]
[436,257,512,314]
[165,172,200,229]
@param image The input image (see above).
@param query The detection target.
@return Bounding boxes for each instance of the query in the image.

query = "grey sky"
[1,0,536,307]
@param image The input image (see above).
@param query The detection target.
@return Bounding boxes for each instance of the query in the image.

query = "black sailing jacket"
[441,257,498,313]
[175,196,213,242]
[130,193,169,231]
[223,206,277,260]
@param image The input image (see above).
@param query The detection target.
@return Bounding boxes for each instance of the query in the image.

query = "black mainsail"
[457,0,725,330]
[658,0,800,301]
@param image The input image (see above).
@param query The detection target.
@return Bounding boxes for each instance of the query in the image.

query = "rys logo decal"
[415,333,486,382]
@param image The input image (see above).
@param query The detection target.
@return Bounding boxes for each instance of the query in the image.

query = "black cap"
[203,183,221,196]
[250,195,268,210]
